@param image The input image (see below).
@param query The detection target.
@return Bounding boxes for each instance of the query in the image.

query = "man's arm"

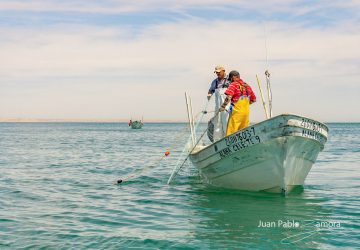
[207,79,217,100]
[208,79,217,94]
[219,95,232,112]
[248,86,257,104]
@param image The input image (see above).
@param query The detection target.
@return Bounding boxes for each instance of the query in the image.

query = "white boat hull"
[189,114,328,193]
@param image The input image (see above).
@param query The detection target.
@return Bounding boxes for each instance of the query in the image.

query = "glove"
[207,94,212,100]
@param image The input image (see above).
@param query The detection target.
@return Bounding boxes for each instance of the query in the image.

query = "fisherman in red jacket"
[219,70,256,135]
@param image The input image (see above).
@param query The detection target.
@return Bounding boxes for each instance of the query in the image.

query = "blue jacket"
[208,76,230,94]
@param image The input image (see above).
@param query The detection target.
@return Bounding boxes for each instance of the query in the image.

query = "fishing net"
[207,117,215,143]
[177,161,200,178]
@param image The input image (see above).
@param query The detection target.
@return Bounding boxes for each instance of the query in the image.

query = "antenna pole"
[263,23,273,118]
[265,70,273,118]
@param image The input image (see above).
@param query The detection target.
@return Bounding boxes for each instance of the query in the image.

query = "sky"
[0,0,359,122]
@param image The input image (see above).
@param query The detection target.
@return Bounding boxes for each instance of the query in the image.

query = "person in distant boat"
[128,119,133,126]
[219,70,256,135]
[207,65,231,141]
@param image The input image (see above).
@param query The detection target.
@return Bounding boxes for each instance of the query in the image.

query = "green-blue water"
[0,123,359,249]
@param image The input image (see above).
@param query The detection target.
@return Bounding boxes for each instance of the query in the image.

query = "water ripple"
[0,122,359,249]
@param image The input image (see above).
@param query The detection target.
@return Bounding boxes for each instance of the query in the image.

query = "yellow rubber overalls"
[226,84,250,136]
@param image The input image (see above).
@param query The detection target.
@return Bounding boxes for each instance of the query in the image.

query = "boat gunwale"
[190,113,328,157]
[192,134,322,167]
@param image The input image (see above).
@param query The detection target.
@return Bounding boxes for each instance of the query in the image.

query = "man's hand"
[207,94,212,100]
[219,107,225,112]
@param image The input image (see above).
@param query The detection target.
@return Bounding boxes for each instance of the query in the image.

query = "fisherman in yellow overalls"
[219,70,257,136]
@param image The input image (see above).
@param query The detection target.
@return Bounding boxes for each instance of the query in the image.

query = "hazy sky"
[0,1,359,122]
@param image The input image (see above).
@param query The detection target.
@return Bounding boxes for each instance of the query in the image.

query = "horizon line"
[0,118,358,124]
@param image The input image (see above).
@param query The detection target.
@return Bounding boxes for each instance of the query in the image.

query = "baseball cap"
[214,65,225,73]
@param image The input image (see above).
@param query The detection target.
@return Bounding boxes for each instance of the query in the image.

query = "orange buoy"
[164,151,170,156]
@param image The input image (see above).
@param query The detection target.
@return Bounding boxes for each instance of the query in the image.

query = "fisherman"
[207,65,230,141]
[219,70,256,135]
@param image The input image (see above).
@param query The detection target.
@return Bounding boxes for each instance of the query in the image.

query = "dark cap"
[228,70,240,80]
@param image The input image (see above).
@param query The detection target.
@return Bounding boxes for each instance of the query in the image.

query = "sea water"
[0,123,359,249]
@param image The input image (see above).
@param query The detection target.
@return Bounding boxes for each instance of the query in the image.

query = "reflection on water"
[185,185,333,249]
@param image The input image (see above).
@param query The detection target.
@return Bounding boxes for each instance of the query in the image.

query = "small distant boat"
[128,119,143,129]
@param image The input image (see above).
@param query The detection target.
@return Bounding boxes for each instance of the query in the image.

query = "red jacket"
[225,79,256,104]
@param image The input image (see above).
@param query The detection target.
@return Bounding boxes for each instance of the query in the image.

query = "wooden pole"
[256,74,269,119]
[185,92,195,146]
[189,95,196,142]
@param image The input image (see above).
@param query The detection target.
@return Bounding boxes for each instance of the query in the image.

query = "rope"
[115,109,209,184]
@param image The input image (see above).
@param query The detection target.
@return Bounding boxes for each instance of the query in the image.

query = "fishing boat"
[167,72,329,194]
[189,114,328,193]
[129,119,143,129]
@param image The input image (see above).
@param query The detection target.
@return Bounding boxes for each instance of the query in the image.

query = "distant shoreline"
[0,118,187,123]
